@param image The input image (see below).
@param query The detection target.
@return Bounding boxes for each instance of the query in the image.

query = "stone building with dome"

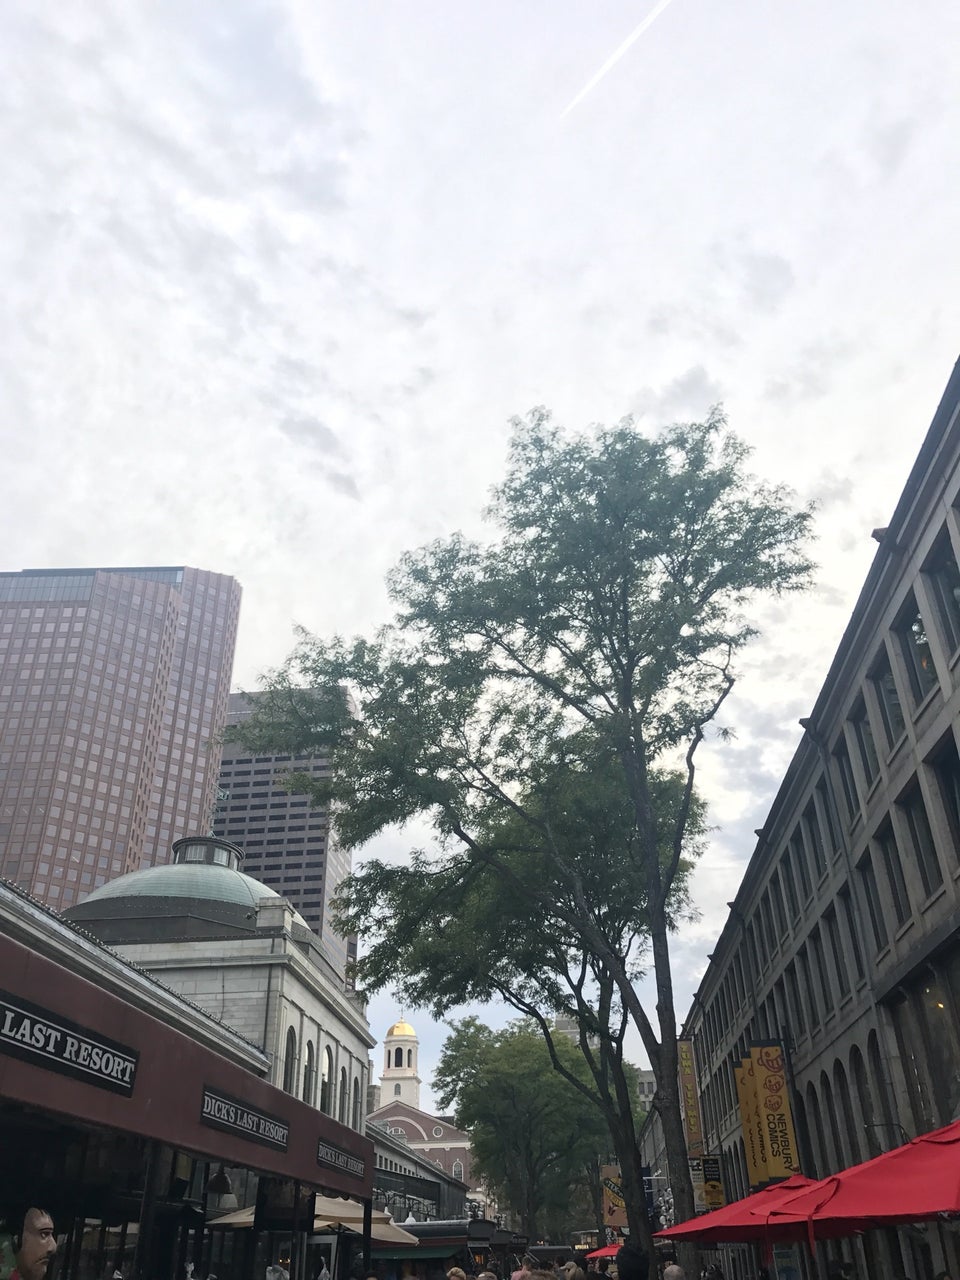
[66,834,374,1130]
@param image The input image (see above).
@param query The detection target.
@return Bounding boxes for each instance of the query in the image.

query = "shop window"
[858,850,889,951]
[838,886,865,982]
[832,743,859,827]
[849,699,879,786]
[895,594,938,706]
[932,737,960,866]
[785,962,806,1037]
[823,907,850,998]
[790,829,813,901]
[876,823,911,927]
[282,1027,298,1094]
[871,649,906,748]
[923,531,960,655]
[320,1046,333,1113]
[303,1041,316,1105]
[899,785,943,898]
[810,926,835,1015]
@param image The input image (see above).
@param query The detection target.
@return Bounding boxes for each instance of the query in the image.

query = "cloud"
[633,365,725,423]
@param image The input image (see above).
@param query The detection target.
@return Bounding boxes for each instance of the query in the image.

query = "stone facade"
[641,359,960,1280]
[114,897,373,1131]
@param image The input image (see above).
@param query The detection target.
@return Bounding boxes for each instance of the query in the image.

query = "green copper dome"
[68,835,309,936]
[79,862,288,911]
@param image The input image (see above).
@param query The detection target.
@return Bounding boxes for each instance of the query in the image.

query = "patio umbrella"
[584,1245,620,1259]
[758,1116,960,1246]
[208,1198,417,1244]
[653,1174,821,1244]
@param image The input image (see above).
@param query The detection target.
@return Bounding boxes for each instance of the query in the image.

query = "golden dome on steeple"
[386,1020,416,1037]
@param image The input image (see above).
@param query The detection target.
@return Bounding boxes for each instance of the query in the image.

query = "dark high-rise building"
[213,692,351,977]
[0,566,241,911]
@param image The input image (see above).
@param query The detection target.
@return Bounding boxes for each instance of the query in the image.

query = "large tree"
[434,1018,609,1240]
[232,408,813,1233]
[333,737,702,1253]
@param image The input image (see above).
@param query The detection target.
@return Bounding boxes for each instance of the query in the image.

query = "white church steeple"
[381,1018,421,1108]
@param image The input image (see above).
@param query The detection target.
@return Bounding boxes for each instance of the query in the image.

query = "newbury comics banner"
[734,1055,769,1189]
[748,1041,800,1180]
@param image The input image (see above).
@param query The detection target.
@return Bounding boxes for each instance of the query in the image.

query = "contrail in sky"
[560,0,680,119]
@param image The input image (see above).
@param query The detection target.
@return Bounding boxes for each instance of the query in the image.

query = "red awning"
[654,1175,821,1243]
[758,1118,960,1244]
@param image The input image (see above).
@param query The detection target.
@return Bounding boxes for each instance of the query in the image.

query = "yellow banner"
[749,1042,800,1179]
[702,1155,725,1209]
[601,1163,627,1228]
[735,1057,769,1188]
[678,1039,705,1157]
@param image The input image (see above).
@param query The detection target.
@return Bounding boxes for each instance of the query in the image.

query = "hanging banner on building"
[689,1157,706,1213]
[749,1041,800,1180]
[601,1164,627,1228]
[735,1057,769,1189]
[677,1039,705,1157]
[702,1155,725,1209]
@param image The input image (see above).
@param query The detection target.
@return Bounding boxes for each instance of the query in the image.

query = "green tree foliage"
[232,409,813,1234]
[433,1019,609,1240]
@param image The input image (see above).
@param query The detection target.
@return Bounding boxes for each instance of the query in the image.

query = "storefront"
[0,925,374,1280]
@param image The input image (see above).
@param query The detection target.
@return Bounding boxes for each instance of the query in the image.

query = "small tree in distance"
[433,1018,610,1240]
[232,407,814,1240]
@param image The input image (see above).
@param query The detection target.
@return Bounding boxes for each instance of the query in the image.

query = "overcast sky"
[3,1,959,1109]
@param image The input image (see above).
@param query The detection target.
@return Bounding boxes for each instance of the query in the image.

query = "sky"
[2,0,960,1110]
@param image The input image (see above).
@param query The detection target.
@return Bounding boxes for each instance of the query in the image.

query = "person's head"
[447,1269,467,1280]
[5,1208,58,1280]
[615,1245,648,1280]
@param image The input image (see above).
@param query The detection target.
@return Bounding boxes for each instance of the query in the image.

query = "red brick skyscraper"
[0,566,240,911]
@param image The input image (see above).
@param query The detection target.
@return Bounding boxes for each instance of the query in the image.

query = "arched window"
[339,1067,349,1122]
[394,1083,402,1096]
[352,1076,362,1129]
[407,1048,412,1067]
[394,1046,403,1068]
[303,1041,316,1105]
[452,1159,464,1181]
[320,1046,333,1113]
[282,1027,298,1094]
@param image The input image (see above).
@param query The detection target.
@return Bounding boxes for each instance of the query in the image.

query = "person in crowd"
[615,1243,649,1280]
[447,1269,467,1280]
[512,1258,537,1280]
[1,1207,58,1280]
[662,1255,684,1280]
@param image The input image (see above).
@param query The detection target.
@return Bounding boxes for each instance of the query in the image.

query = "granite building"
[212,692,352,976]
[640,358,960,1280]
[0,565,240,910]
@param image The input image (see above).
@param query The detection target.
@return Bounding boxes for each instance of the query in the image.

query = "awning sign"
[317,1139,366,1179]
[201,1085,289,1151]
[0,987,138,1095]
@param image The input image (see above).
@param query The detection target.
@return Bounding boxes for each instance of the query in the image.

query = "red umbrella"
[584,1244,620,1259]
[653,1174,821,1243]
[758,1117,960,1245]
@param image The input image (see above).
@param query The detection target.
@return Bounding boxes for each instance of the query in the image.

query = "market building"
[66,834,374,1131]
[0,866,373,1280]
[641,359,960,1280]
